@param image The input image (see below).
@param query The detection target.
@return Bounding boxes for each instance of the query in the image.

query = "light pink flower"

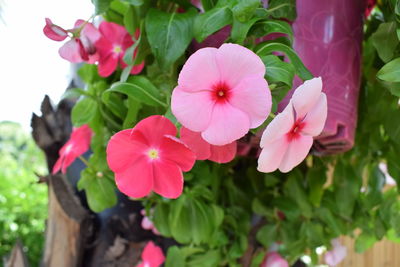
[43,18,68,41]
[95,21,144,77]
[140,209,160,235]
[52,125,93,174]
[260,252,289,267]
[171,43,272,146]
[324,239,347,266]
[180,126,236,163]
[136,241,165,267]
[257,77,327,173]
[106,115,196,199]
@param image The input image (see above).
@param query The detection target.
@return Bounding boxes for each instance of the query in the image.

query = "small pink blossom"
[52,125,93,174]
[141,209,160,235]
[180,126,236,163]
[95,21,144,77]
[258,77,327,173]
[136,241,165,267]
[106,115,196,199]
[43,18,68,41]
[171,43,272,146]
[260,252,289,267]
[324,239,347,266]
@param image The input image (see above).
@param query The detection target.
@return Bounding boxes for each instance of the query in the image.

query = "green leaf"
[252,19,293,43]
[165,246,185,267]
[262,55,295,86]
[122,0,143,6]
[78,64,101,84]
[102,76,166,107]
[78,169,117,213]
[371,22,398,63]
[123,6,138,35]
[307,166,327,207]
[284,173,313,218]
[145,8,195,69]
[153,202,172,237]
[255,41,313,80]
[231,0,260,22]
[365,165,385,209]
[187,250,220,267]
[92,0,112,14]
[256,224,277,247]
[122,98,141,129]
[231,17,260,44]
[355,231,376,253]
[387,148,400,190]
[194,6,232,42]
[71,97,98,126]
[267,0,296,20]
[61,88,89,100]
[377,57,400,83]
[315,207,342,236]
[201,0,216,11]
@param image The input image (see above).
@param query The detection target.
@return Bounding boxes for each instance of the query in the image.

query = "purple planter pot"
[290,0,366,154]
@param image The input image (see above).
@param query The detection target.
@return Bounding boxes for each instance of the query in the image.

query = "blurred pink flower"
[43,18,68,41]
[136,241,165,267]
[180,127,237,163]
[106,115,196,199]
[171,43,271,146]
[260,252,289,267]
[95,21,144,77]
[52,125,92,174]
[324,239,347,266]
[258,77,327,173]
[141,209,160,235]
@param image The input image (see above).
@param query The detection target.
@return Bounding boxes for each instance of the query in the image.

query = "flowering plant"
[44,0,400,266]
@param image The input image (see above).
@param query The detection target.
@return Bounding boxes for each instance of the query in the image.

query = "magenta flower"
[136,241,165,267]
[95,21,144,77]
[171,43,272,146]
[52,125,93,174]
[180,126,236,163]
[258,77,327,173]
[43,18,101,63]
[324,239,347,266]
[106,115,196,199]
[141,209,160,235]
[261,252,289,267]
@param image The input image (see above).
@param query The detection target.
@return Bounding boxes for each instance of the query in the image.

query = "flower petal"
[291,77,323,119]
[142,241,165,267]
[43,18,68,41]
[106,129,148,172]
[301,93,327,136]
[52,156,63,174]
[229,75,272,128]
[171,87,214,132]
[130,61,145,75]
[259,104,294,148]
[209,141,237,163]
[257,137,288,173]
[98,52,119,77]
[201,103,250,146]
[160,135,196,172]
[178,47,220,92]
[115,156,153,198]
[58,39,84,63]
[99,21,128,45]
[152,160,184,199]
[180,127,211,160]
[133,115,177,146]
[216,43,265,87]
[278,135,313,173]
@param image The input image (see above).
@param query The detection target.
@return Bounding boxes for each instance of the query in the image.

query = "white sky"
[0,0,93,132]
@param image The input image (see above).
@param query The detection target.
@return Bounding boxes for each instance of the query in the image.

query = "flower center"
[147,148,159,160]
[212,82,231,103]
[113,45,122,54]
[286,120,305,141]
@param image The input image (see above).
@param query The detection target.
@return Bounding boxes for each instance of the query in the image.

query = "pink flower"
[136,241,165,267]
[52,125,93,174]
[324,239,347,266]
[141,209,160,235]
[171,43,272,146]
[261,252,289,267]
[257,77,327,173]
[43,18,68,41]
[180,126,236,163]
[95,21,144,77]
[106,115,196,199]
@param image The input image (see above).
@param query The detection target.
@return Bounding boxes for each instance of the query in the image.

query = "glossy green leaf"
[355,231,377,253]
[371,22,398,63]
[231,17,260,44]
[262,55,295,86]
[284,173,313,218]
[256,224,277,247]
[267,0,296,20]
[92,0,112,14]
[194,6,232,42]
[307,166,327,207]
[165,246,185,267]
[252,19,293,42]
[377,57,400,83]
[71,97,98,126]
[231,0,260,22]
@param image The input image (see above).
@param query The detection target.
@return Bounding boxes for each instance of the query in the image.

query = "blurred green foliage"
[0,121,47,266]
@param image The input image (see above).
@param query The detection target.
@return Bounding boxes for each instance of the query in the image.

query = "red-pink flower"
[261,252,289,267]
[43,18,101,64]
[141,209,160,235]
[180,127,236,163]
[136,241,165,267]
[258,77,327,173]
[171,43,272,146]
[95,21,144,77]
[106,115,196,199]
[52,125,93,174]
[324,239,347,266]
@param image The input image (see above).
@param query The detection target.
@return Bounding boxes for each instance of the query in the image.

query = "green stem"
[78,155,91,168]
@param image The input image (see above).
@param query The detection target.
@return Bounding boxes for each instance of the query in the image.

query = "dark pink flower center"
[211,82,231,103]
[286,120,305,141]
